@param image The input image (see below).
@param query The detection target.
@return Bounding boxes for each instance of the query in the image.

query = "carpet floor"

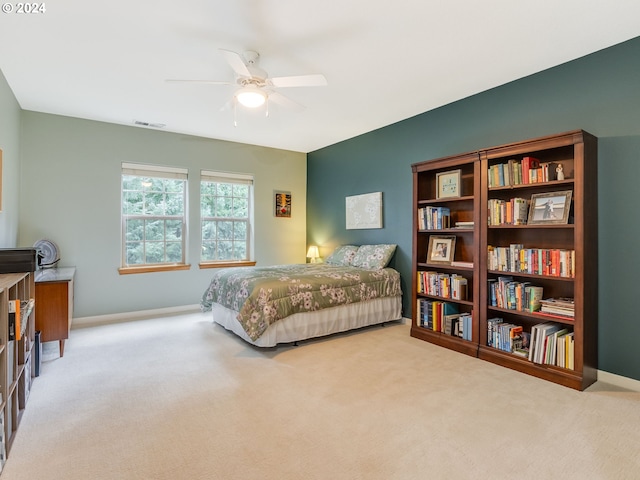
[1,312,639,479]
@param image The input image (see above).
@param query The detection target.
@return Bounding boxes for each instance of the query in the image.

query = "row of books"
[488,276,543,312]
[416,299,473,340]
[488,156,563,188]
[417,206,450,230]
[417,271,468,300]
[487,318,529,356]
[487,197,529,226]
[487,244,575,278]
[529,322,574,367]
[487,318,575,369]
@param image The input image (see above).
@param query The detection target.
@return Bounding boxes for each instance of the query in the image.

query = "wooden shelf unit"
[411,130,598,390]
[0,271,36,462]
[411,152,481,357]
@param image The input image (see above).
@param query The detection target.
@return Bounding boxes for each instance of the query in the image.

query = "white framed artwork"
[345,192,383,229]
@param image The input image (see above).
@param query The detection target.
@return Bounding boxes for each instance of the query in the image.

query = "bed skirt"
[211,296,402,347]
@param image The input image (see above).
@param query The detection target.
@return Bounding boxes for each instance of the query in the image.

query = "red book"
[522,156,540,184]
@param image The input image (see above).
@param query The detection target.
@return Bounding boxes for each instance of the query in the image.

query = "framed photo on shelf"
[527,190,572,225]
[427,235,456,265]
[436,169,461,199]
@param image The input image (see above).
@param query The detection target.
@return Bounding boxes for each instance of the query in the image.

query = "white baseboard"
[596,370,640,392]
[72,304,201,329]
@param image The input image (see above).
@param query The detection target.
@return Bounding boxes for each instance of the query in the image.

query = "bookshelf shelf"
[411,130,597,390]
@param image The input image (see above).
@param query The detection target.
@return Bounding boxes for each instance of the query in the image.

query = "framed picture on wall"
[275,191,291,217]
[345,191,383,229]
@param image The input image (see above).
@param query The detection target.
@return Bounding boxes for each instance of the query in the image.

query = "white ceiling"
[1,1,639,153]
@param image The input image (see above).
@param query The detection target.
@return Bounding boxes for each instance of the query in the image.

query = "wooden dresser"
[34,267,75,357]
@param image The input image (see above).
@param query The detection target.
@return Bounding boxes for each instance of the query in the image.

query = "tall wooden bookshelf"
[411,152,481,357]
[0,271,36,468]
[411,130,598,390]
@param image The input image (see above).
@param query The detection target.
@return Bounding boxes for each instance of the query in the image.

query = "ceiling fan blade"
[165,79,234,85]
[219,49,252,77]
[270,74,327,88]
[268,91,305,112]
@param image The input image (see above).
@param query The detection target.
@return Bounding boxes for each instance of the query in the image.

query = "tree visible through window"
[201,171,253,263]
[121,163,187,267]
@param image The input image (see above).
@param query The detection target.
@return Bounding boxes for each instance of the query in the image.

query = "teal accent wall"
[307,36,640,381]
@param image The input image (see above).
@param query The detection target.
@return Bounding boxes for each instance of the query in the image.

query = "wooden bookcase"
[411,130,598,390]
[411,151,481,357]
[0,271,36,466]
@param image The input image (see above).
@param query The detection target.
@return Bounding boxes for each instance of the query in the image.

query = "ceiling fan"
[167,49,327,114]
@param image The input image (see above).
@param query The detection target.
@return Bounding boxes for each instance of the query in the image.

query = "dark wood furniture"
[35,267,75,357]
[411,130,598,390]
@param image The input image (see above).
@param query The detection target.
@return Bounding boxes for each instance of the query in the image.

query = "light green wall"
[0,70,22,247]
[18,112,307,317]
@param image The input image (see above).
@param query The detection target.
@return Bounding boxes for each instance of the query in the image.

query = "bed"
[200,245,402,347]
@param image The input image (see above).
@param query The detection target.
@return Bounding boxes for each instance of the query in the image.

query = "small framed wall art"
[436,169,461,199]
[345,191,383,229]
[275,191,291,218]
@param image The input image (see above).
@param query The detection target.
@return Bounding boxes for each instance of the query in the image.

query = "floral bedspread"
[200,263,402,341]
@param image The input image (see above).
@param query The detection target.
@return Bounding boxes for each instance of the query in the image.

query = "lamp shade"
[236,86,267,108]
[306,245,319,260]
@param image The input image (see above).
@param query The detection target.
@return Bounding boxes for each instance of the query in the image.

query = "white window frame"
[200,170,254,267]
[120,162,189,274]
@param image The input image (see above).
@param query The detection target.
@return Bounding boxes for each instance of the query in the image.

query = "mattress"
[211,295,402,347]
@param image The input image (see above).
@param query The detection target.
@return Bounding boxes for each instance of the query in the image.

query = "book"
[460,313,473,341]
[512,197,529,225]
[8,299,20,342]
[540,297,575,317]
[20,299,35,337]
[546,328,569,364]
[454,221,474,228]
[487,317,503,347]
[450,260,473,268]
[530,323,562,364]
[443,313,462,336]
[526,285,543,312]
[513,331,531,357]
[451,275,468,300]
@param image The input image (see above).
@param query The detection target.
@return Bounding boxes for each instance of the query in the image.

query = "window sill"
[199,261,256,269]
[118,264,191,275]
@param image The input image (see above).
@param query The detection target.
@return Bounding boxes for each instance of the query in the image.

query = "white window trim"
[120,162,189,273]
[200,170,254,265]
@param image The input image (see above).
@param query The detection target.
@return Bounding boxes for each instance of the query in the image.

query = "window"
[200,170,254,265]
[121,163,188,272]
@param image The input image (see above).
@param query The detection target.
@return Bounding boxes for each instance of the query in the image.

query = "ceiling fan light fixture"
[236,86,267,108]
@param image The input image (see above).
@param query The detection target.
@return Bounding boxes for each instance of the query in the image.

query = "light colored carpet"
[1,312,639,479]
